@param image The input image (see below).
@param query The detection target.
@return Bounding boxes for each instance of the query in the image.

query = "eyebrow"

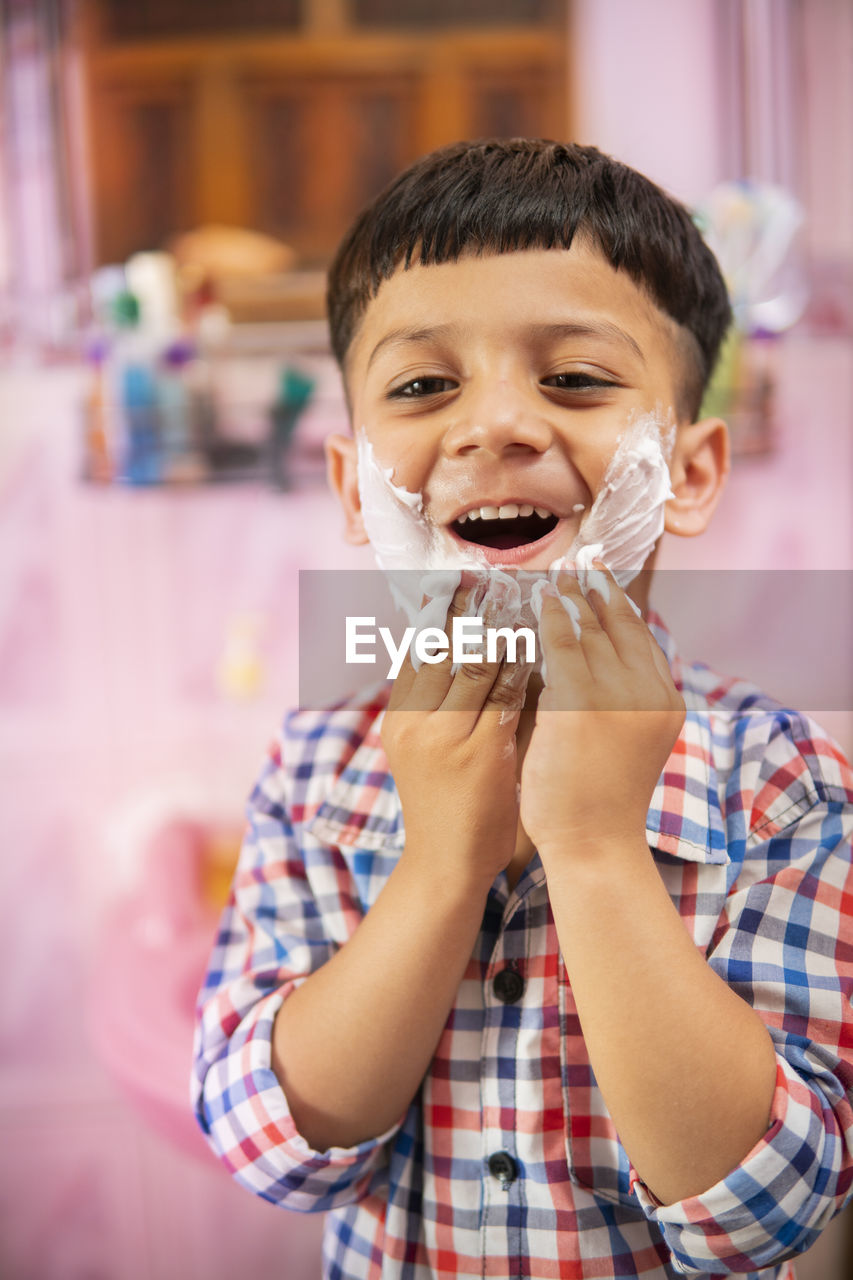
[365,319,646,370]
[366,325,456,371]
[527,322,646,364]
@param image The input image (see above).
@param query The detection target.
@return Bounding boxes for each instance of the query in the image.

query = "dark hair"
[326,138,732,420]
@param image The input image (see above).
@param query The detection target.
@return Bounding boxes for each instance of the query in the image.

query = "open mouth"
[450,503,560,550]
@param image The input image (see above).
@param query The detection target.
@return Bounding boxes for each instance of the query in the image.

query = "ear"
[664,417,730,537]
[324,433,369,545]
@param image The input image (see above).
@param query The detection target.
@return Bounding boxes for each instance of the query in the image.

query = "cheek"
[355,427,429,524]
[571,433,626,500]
[358,425,439,503]
[580,402,676,496]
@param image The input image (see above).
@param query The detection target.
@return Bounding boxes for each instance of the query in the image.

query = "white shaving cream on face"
[356,430,487,631]
[354,412,673,669]
[356,432,435,572]
[550,409,675,588]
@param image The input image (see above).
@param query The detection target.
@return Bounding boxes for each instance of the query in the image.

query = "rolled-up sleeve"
[633,794,853,1274]
[191,747,399,1211]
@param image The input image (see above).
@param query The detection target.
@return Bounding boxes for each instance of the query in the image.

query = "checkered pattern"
[192,616,853,1279]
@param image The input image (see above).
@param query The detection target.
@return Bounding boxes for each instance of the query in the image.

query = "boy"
[192,140,853,1279]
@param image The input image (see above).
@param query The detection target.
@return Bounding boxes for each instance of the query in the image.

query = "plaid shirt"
[192,616,853,1279]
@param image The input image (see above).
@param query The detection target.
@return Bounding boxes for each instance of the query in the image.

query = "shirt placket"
[479,884,530,1277]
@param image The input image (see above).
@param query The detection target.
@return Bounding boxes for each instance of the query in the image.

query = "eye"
[542,372,618,393]
[388,376,457,399]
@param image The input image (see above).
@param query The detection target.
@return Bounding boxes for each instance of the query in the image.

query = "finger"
[582,564,681,703]
[386,642,419,710]
[553,570,621,671]
[647,628,683,706]
[386,592,436,710]
[580,563,657,668]
[398,581,484,712]
[536,582,593,688]
[478,649,532,731]
[477,612,536,712]
[438,591,511,717]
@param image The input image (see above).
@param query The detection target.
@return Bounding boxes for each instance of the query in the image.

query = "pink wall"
[570,0,725,206]
[570,0,853,277]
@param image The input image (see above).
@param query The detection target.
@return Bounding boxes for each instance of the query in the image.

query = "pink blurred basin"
[88,818,240,1162]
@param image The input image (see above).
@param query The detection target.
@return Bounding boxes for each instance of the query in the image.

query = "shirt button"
[492,968,525,1003]
[487,1151,519,1187]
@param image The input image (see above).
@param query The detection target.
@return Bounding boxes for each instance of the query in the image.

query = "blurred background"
[0,1,851,1276]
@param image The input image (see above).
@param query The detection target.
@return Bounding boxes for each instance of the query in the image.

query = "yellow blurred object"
[216,613,265,699]
[170,224,297,287]
[170,225,314,324]
[199,826,242,912]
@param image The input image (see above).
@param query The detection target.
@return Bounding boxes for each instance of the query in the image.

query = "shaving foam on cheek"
[550,408,675,589]
[355,430,491,624]
[356,429,492,576]
[355,430,434,572]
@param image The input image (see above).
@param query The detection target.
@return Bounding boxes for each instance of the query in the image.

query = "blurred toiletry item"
[126,251,181,340]
[696,180,804,453]
[698,180,807,334]
[109,290,161,485]
[90,263,129,329]
[158,339,210,484]
[82,338,113,482]
[158,341,192,461]
[269,365,316,489]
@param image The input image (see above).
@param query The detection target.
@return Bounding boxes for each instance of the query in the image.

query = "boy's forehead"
[348,245,677,371]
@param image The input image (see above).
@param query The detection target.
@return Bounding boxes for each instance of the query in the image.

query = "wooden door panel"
[91,79,194,262]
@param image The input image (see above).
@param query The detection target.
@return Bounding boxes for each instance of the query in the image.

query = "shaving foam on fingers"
[558,593,582,639]
[580,567,611,604]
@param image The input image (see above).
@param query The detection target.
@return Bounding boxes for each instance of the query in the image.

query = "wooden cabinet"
[78,1,570,267]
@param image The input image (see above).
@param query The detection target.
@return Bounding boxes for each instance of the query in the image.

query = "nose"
[441,380,554,458]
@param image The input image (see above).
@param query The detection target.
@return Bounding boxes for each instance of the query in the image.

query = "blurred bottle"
[110,290,162,485]
[82,338,113,482]
[269,365,315,489]
[158,338,211,484]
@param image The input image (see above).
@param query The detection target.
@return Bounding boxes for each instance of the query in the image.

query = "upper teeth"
[457,503,553,523]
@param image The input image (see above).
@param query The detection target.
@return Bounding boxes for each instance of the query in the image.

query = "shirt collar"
[307,615,728,866]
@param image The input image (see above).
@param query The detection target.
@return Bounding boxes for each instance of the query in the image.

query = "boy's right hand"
[381,583,528,891]
[274,584,533,1152]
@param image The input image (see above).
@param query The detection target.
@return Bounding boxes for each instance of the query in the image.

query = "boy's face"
[329,244,721,573]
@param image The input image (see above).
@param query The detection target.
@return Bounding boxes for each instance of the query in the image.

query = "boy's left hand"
[520,567,685,862]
